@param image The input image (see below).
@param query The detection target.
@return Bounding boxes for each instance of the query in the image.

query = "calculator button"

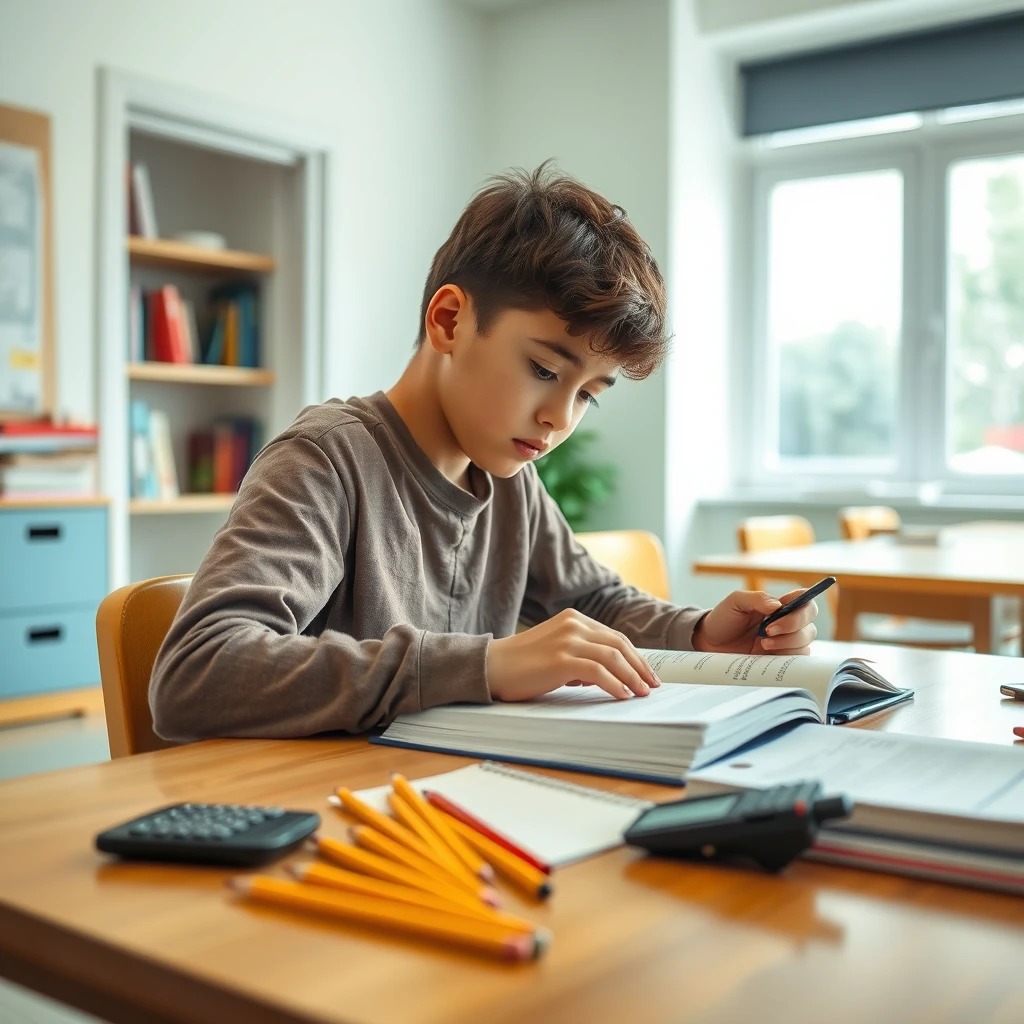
[210,825,233,839]
[129,823,152,835]
[172,824,193,838]
[245,811,266,825]
[262,807,285,818]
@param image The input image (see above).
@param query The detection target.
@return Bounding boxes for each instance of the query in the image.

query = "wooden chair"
[838,506,1017,652]
[838,505,901,541]
[575,530,671,600]
[736,515,816,595]
[95,574,192,757]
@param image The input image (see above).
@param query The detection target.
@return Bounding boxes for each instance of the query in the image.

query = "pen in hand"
[757,576,837,638]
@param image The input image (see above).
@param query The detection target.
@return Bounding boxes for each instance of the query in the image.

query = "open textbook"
[687,724,1024,895]
[373,650,913,785]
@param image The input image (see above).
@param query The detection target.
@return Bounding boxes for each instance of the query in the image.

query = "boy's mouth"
[513,438,547,460]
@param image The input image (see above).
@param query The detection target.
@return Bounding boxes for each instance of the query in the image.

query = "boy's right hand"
[486,609,660,702]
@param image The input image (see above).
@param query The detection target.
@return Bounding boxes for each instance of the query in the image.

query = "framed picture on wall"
[0,102,56,420]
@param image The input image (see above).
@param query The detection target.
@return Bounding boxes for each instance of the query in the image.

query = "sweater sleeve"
[149,435,491,742]
[518,465,708,650]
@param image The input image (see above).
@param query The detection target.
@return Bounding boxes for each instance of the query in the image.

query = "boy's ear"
[424,284,470,355]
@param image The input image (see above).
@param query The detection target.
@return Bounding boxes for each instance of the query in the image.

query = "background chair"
[838,505,901,540]
[574,530,671,600]
[96,574,192,757]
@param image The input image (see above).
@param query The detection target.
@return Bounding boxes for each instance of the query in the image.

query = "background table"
[0,643,1022,1024]
[694,523,1024,652]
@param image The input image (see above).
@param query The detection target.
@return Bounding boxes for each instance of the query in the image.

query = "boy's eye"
[530,360,557,382]
[579,390,599,409]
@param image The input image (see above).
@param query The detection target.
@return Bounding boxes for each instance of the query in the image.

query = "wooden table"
[693,522,1024,652]
[0,643,1022,1024]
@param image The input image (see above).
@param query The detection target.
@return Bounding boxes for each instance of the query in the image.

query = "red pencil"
[423,790,552,876]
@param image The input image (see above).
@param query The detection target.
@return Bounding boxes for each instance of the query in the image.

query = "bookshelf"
[127,236,277,275]
[98,71,329,585]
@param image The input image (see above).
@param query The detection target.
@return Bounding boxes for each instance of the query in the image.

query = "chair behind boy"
[96,575,192,757]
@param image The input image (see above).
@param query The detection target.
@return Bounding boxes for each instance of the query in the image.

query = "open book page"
[638,650,903,716]
[638,650,842,714]
[431,677,808,726]
[688,723,1024,822]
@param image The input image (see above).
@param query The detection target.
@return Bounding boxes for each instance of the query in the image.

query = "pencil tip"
[327,795,341,807]
[225,876,251,894]
[538,881,553,900]
[532,927,553,959]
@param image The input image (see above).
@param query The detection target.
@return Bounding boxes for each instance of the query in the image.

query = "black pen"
[757,576,837,638]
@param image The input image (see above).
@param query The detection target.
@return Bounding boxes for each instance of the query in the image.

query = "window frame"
[741,110,1024,497]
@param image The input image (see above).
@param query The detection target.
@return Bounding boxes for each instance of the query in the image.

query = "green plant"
[534,429,618,530]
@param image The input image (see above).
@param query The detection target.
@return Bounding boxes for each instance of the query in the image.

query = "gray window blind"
[741,13,1024,136]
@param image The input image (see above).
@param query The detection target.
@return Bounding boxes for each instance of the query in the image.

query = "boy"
[150,165,817,741]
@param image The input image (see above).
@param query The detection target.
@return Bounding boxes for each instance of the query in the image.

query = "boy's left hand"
[692,589,818,656]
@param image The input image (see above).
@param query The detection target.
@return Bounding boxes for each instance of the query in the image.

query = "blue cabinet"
[0,502,109,700]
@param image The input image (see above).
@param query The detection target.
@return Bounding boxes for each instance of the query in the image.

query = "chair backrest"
[95,574,192,757]
[736,515,816,594]
[574,530,671,601]
[839,505,901,541]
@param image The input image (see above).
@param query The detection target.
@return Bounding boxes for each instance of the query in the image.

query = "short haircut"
[417,162,668,379]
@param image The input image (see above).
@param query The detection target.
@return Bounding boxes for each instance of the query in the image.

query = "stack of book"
[0,422,99,498]
[129,284,260,368]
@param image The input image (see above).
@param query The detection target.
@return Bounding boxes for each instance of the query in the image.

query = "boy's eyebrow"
[530,339,618,388]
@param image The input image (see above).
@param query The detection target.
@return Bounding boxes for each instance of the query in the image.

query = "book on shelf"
[0,452,97,498]
[687,724,1024,895]
[129,163,159,239]
[188,418,262,495]
[128,284,261,369]
[0,421,98,456]
[373,650,914,785]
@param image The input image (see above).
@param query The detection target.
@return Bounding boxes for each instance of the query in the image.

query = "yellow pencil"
[289,861,537,934]
[391,773,495,883]
[312,835,486,912]
[351,825,501,908]
[387,791,480,888]
[438,811,553,900]
[228,876,548,962]
[330,787,436,861]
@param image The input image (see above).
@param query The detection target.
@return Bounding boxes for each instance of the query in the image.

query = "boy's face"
[437,301,620,479]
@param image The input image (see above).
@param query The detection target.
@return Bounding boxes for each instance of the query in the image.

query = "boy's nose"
[539,395,574,433]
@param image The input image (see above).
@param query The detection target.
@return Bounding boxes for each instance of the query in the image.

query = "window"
[747,107,1024,494]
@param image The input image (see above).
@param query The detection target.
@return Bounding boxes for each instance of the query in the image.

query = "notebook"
[372,649,913,785]
[687,723,1024,894]
[351,761,653,866]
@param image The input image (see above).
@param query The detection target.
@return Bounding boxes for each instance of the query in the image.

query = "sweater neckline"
[361,392,493,518]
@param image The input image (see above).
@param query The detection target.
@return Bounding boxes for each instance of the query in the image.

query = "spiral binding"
[480,761,651,809]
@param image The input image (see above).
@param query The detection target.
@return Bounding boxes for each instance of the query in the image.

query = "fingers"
[564,658,635,700]
[577,641,652,697]
[761,621,818,652]
[578,619,660,688]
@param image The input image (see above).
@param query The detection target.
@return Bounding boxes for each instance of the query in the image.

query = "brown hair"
[417,162,668,379]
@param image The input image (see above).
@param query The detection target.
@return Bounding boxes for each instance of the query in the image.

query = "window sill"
[699,487,1024,514]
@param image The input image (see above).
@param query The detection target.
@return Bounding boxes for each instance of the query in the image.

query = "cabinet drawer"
[0,605,101,699]
[0,506,108,613]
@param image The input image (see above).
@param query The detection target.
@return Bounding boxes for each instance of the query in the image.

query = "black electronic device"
[624,781,851,872]
[95,802,320,867]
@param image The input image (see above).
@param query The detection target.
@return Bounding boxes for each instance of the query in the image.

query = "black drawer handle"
[27,524,62,541]
[27,626,63,643]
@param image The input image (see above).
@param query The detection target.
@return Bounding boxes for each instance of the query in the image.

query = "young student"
[150,164,818,741]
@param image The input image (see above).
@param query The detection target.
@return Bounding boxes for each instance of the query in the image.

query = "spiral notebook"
[351,761,654,866]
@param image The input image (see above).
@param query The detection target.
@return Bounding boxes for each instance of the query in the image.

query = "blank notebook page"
[352,761,654,866]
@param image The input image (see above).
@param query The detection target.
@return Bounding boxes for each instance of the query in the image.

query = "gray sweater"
[150,392,706,741]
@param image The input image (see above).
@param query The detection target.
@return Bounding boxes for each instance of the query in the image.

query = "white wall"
[0,0,487,423]
[482,0,672,540]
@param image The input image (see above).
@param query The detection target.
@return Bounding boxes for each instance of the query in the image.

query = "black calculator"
[624,781,851,873]
[95,802,321,867]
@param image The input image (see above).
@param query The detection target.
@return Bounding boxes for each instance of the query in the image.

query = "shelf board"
[130,494,236,515]
[128,362,275,386]
[127,236,276,274]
